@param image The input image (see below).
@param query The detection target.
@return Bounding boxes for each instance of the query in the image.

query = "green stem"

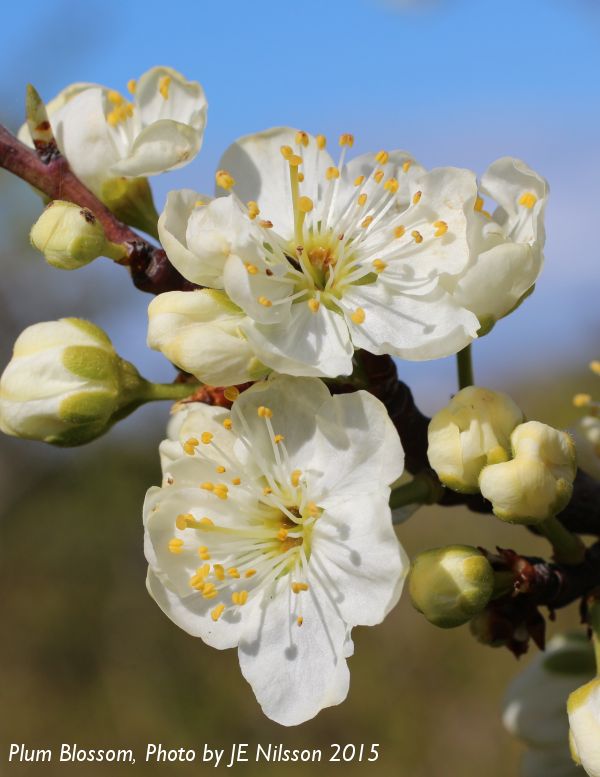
[389,475,437,510]
[456,344,474,390]
[589,600,600,671]
[138,381,200,403]
[538,515,586,565]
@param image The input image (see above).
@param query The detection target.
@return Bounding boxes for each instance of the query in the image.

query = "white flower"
[427,386,524,493]
[19,66,207,197]
[571,361,600,481]
[449,157,548,331]
[568,677,600,777]
[0,318,144,445]
[151,128,480,381]
[479,421,576,525]
[144,376,408,725]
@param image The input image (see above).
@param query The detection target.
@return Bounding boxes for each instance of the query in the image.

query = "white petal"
[241,302,353,378]
[223,254,294,324]
[111,120,202,177]
[344,150,425,209]
[237,575,350,726]
[312,492,408,626]
[135,66,207,134]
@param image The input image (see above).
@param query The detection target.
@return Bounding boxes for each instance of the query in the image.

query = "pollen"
[474,196,485,212]
[274,434,285,444]
[361,216,373,228]
[375,150,389,164]
[354,175,365,187]
[374,170,385,184]
[288,154,302,167]
[519,192,537,209]
[228,567,240,578]
[176,513,196,530]
[280,145,293,159]
[199,517,214,526]
[245,263,259,274]
[295,130,309,146]
[291,469,302,487]
[358,193,368,207]
[213,564,225,580]
[258,296,272,307]
[211,604,225,621]
[277,528,288,541]
[183,437,199,455]
[213,484,229,500]
[298,196,314,213]
[298,172,305,182]
[247,201,260,220]
[292,582,310,593]
[306,501,319,516]
[263,487,273,495]
[573,393,592,407]
[216,170,235,190]
[297,616,304,626]
[231,477,241,485]
[316,134,327,149]
[224,386,240,401]
[351,308,366,324]
[308,298,320,313]
[168,538,184,554]
[107,90,123,105]
[394,225,406,238]
[201,431,213,445]
[412,191,422,205]
[194,199,206,207]
[384,178,399,193]
[258,406,273,418]
[590,361,600,376]
[402,160,413,173]
[433,220,448,237]
[200,482,214,491]
[127,79,137,94]
[412,230,423,244]
[158,75,171,99]
[245,569,257,578]
[260,219,273,228]
[232,590,249,606]
[216,465,226,474]
[326,166,340,180]
[223,418,233,430]
[372,259,387,272]
[339,133,355,147]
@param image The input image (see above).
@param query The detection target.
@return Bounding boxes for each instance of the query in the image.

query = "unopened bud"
[568,677,600,776]
[30,201,123,269]
[409,545,494,628]
[428,386,524,493]
[100,177,159,236]
[573,416,600,481]
[0,318,146,445]
[479,421,576,525]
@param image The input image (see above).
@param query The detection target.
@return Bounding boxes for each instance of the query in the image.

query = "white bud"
[479,421,576,524]
[427,386,524,493]
[573,416,600,481]
[409,545,494,628]
[0,318,144,445]
[568,677,600,777]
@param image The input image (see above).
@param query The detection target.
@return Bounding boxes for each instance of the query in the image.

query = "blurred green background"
[1,1,599,775]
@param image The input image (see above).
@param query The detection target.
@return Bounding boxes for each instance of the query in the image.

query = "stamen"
[590,361,600,376]
[127,79,137,94]
[200,482,214,491]
[258,406,273,419]
[280,145,293,159]
[224,386,240,401]
[292,582,310,593]
[574,393,592,407]
[201,432,213,444]
[351,308,366,324]
[245,569,257,578]
[274,434,285,444]
[176,513,196,530]
[384,178,399,193]
[354,175,365,187]
[213,484,229,500]
[213,564,225,580]
[298,196,314,213]
[223,419,233,430]
[199,517,214,526]
[158,75,171,99]
[263,487,273,495]
[183,437,199,455]
[291,469,302,487]
[308,298,320,313]
[168,538,184,554]
[394,225,406,238]
[259,219,273,229]
[474,196,484,212]
[216,170,236,190]
[433,220,448,237]
[339,133,355,147]
[518,192,537,209]
[402,160,413,173]
[231,477,241,485]
[375,150,389,164]
[297,616,304,626]
[358,193,368,207]
[245,263,259,274]
[288,154,302,167]
[228,568,240,578]
[247,201,260,220]
[326,166,340,180]
[361,216,373,228]
[372,259,387,272]
[107,90,123,105]
[258,296,272,307]
[295,131,309,147]
[216,465,226,474]
[211,604,225,621]
[412,230,423,244]
[412,191,422,205]
[374,170,385,184]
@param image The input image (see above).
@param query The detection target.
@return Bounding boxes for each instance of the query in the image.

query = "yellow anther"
[574,393,592,408]
[194,199,206,208]
[213,484,229,500]
[211,603,225,621]
[295,130,309,147]
[292,582,310,593]
[433,220,448,237]
[201,431,213,445]
[216,170,235,190]
[372,259,387,272]
[107,90,123,105]
[258,406,273,418]
[176,513,196,530]
[158,75,171,99]
[232,591,249,606]
[384,178,399,193]
[274,434,285,443]
[357,193,368,207]
[306,501,319,516]
[316,134,327,150]
[245,569,257,578]
[213,564,225,581]
[199,517,214,526]
[258,296,272,307]
[298,196,314,213]
[412,190,422,205]
[375,150,389,164]
[297,616,304,626]
[231,477,241,485]
[198,550,211,561]
[168,538,184,554]
[183,437,199,455]
[474,196,485,212]
[127,79,137,95]
[245,263,259,275]
[298,172,305,182]
[394,225,406,238]
[224,386,240,402]
[216,465,226,474]
[291,469,302,487]
[519,192,537,209]
[402,160,413,173]
[308,298,320,313]
[200,482,214,491]
[189,576,205,591]
[228,567,240,579]
[247,201,260,220]
[374,170,385,184]
[260,219,273,228]
[412,230,423,244]
[351,308,366,325]
[361,216,374,228]
[590,361,600,376]
[203,589,218,600]
[202,582,216,597]
[277,528,289,541]
[326,166,340,180]
[280,145,294,159]
[198,545,209,554]
[288,154,303,167]
[263,487,273,496]
[223,418,233,430]
[354,175,365,187]
[339,133,355,147]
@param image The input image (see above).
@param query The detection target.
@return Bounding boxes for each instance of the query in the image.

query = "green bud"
[409,545,495,628]
[100,177,159,237]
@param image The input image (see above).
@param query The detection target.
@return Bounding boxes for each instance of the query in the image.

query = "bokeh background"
[0,0,599,774]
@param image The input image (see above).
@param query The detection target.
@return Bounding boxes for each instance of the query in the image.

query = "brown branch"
[0,123,190,295]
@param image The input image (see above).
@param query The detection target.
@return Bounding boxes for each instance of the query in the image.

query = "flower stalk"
[538,515,586,565]
[456,343,474,389]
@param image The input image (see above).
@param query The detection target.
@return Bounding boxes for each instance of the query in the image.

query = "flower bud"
[479,421,576,525]
[573,416,600,481]
[427,386,524,493]
[568,677,600,776]
[30,201,122,270]
[409,545,494,628]
[0,318,146,445]
[100,177,159,236]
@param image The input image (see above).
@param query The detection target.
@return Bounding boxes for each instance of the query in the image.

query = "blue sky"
[0,0,599,415]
